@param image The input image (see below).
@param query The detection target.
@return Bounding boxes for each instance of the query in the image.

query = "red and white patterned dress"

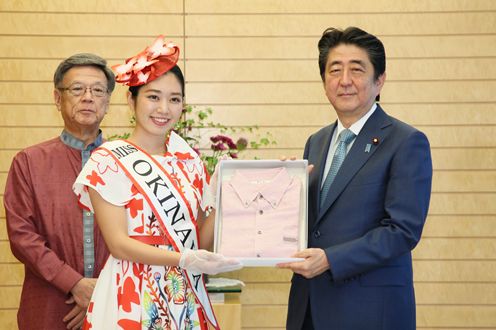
[74,132,212,330]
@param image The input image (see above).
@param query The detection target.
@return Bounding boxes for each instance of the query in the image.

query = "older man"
[4,53,115,330]
[280,27,433,329]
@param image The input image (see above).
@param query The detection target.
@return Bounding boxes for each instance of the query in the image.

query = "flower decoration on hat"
[112,35,180,86]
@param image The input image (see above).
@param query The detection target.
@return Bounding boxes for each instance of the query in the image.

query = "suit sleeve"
[325,130,433,281]
[4,152,83,293]
[303,135,311,160]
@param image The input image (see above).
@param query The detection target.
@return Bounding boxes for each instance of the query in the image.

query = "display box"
[214,160,308,267]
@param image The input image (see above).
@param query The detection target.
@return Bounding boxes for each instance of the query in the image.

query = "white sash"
[99,139,219,329]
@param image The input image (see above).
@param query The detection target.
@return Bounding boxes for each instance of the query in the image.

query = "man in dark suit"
[278,27,433,329]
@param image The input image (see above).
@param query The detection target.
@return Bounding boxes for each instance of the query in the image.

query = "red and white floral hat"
[112,35,180,86]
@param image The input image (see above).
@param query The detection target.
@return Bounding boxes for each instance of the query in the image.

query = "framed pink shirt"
[218,166,303,258]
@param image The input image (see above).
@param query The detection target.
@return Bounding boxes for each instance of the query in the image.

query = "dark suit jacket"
[287,105,432,330]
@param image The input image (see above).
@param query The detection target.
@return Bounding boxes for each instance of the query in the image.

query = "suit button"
[314,230,321,238]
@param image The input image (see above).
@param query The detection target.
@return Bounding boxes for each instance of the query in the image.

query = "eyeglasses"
[58,84,109,98]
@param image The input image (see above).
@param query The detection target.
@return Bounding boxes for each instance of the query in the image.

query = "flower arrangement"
[174,105,275,174]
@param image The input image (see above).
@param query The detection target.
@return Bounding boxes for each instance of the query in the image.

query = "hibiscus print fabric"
[73,132,212,330]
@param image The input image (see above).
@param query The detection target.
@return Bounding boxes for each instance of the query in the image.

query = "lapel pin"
[372,137,379,145]
[365,144,371,153]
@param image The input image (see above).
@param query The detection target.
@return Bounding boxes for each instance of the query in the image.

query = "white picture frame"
[214,159,308,267]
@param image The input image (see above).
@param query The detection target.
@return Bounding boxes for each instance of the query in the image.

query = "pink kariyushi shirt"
[219,167,301,258]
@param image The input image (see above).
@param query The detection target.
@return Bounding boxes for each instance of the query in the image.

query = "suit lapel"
[310,124,336,216]
[317,106,393,223]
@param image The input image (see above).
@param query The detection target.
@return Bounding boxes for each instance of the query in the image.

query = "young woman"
[73,36,241,330]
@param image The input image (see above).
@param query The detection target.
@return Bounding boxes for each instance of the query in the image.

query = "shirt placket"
[81,148,95,277]
[254,192,269,258]
[60,130,101,278]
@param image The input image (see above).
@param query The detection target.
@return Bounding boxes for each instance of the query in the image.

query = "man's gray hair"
[53,53,116,93]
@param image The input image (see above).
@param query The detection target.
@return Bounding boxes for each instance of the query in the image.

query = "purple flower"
[210,134,237,150]
[226,140,237,150]
[210,135,221,143]
[211,143,227,151]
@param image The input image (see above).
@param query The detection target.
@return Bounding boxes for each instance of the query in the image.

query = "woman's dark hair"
[128,65,185,98]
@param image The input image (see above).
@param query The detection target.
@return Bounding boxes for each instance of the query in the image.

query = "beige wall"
[1,1,495,329]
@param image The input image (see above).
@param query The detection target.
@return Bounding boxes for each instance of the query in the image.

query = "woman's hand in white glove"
[179,249,242,275]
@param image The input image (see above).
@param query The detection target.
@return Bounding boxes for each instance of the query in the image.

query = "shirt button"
[256,254,261,258]
[259,194,263,199]
[257,230,262,234]
[86,239,91,243]
[88,265,92,269]
[259,210,264,215]
[85,212,92,217]
[314,230,321,238]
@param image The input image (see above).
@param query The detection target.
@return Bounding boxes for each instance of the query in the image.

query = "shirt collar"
[336,102,377,137]
[60,129,103,151]
[228,167,294,208]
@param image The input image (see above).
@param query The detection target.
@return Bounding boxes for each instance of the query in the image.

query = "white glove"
[179,249,243,275]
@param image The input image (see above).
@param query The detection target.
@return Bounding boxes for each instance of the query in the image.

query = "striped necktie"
[320,129,356,209]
